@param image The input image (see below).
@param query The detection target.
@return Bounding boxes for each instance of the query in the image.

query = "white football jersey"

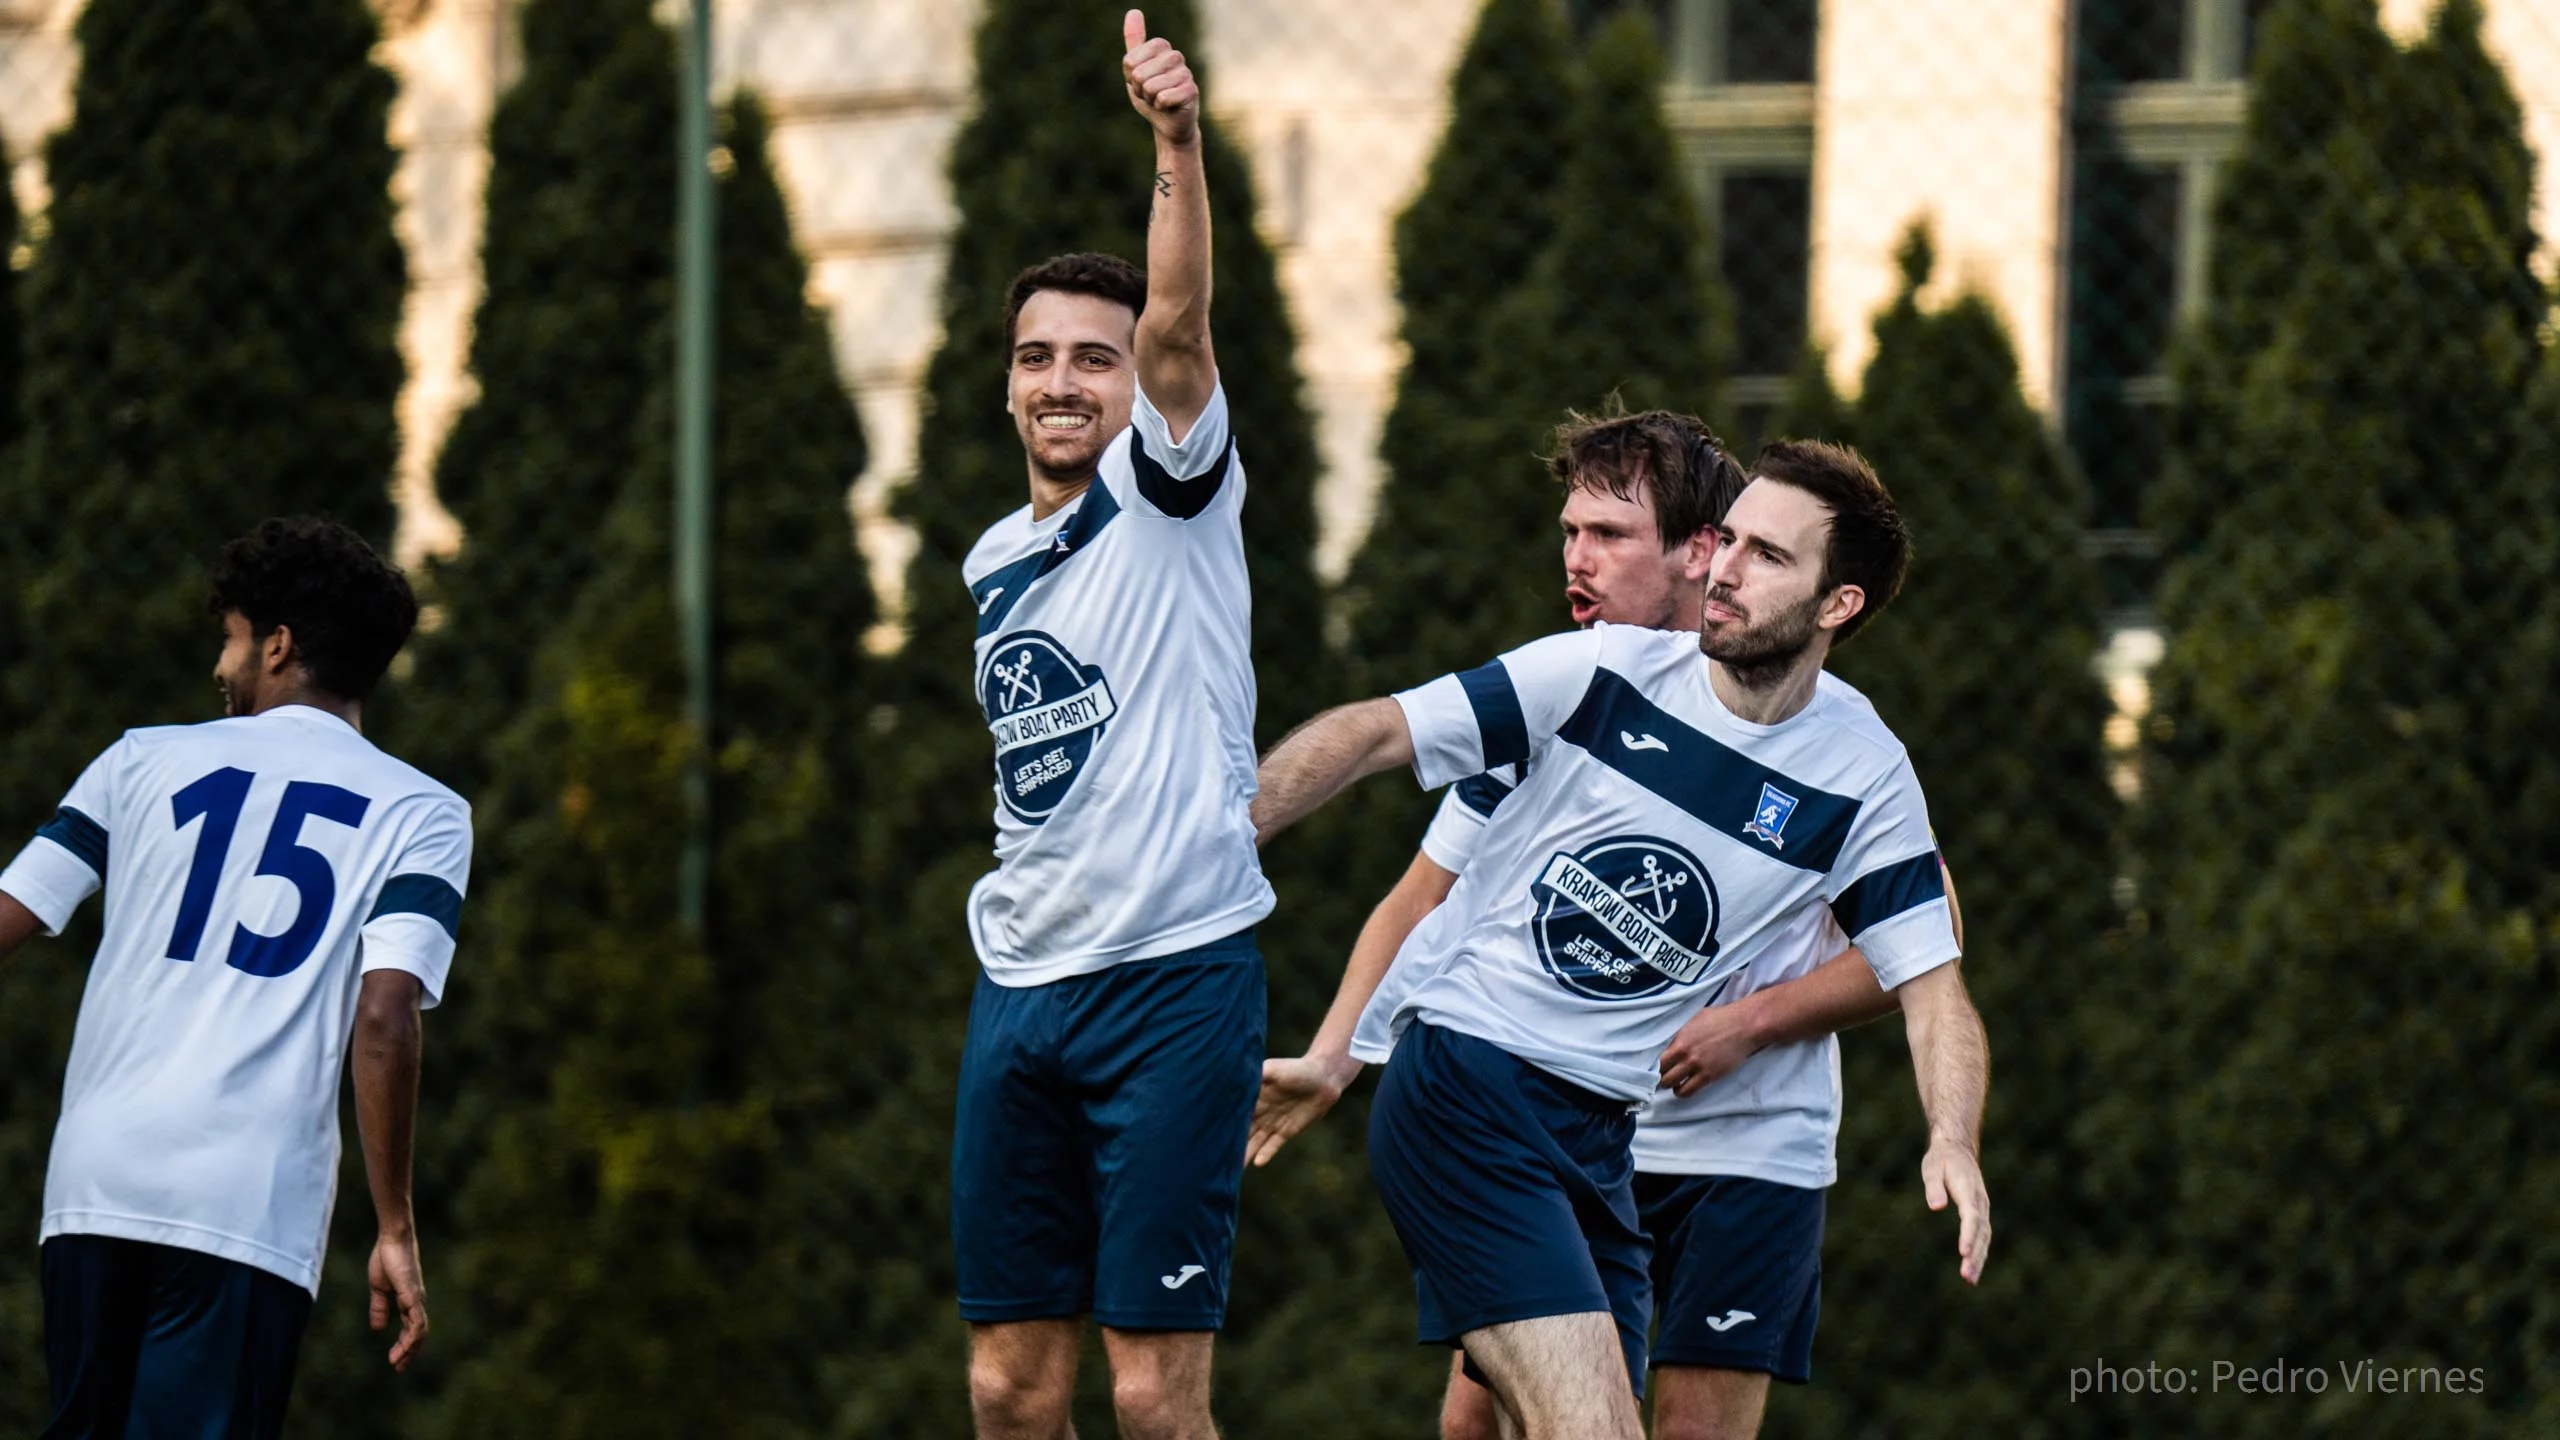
[1357,672,1903,1186]
[1371,624,1958,1105]
[0,706,471,1294]
[963,381,1274,986]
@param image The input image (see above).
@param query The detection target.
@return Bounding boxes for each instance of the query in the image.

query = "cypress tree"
[850,5,1328,1428]
[0,4,403,1428]
[388,0,680,795]
[427,92,872,1436]
[2136,3,2560,1430]
[1766,228,2119,1436]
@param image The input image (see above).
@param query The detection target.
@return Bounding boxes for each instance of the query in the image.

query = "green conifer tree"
[1768,228,2119,1437]
[388,0,678,793]
[425,93,872,1436]
[2135,4,2560,1430]
[0,4,403,1426]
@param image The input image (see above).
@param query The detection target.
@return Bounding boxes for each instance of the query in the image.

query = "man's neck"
[1028,467,1094,522]
[1706,647,1824,726]
[253,689,363,732]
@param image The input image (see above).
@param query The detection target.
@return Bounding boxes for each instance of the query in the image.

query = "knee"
[1651,1395,1752,1440]
[1110,1366,1207,1440]
[969,1353,1070,1438]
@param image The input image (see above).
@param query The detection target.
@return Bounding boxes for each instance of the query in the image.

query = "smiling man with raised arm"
[947,13,1269,1440]
[0,518,463,1439]
[1253,442,1990,1440]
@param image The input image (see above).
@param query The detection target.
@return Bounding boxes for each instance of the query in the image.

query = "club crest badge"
[979,630,1116,824]
[1530,836,1723,1001]
[1743,782,1798,849]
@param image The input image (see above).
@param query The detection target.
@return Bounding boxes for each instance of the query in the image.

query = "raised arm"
[1251,698,1416,846]
[1249,849,1457,1166]
[1897,961,1991,1285]
[352,967,430,1370]
[1121,9,1215,437]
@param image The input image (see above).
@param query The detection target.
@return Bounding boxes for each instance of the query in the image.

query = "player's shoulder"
[963,502,1043,584]
[1586,621,1702,676]
[1798,674,1911,777]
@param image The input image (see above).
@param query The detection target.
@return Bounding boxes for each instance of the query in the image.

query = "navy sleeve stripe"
[1130,432,1235,520]
[1457,662,1531,770]
[1451,771,1516,820]
[35,806,107,878]
[368,874,463,940]
[1832,852,1948,940]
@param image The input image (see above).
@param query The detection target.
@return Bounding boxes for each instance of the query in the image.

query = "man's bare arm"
[0,892,44,962]
[351,968,430,1370]
[1251,698,1415,846]
[1249,851,1456,1166]
[1121,10,1214,436]
[1897,961,1991,1284]
[1656,946,1894,1097]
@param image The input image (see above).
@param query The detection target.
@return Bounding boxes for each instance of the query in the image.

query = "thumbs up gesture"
[1122,10,1200,144]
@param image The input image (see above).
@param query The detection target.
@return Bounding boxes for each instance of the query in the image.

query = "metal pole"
[676,0,716,935]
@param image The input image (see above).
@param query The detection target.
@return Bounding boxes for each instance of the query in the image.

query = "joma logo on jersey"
[1743,782,1798,849]
[1530,836,1722,1002]
[978,630,1115,825]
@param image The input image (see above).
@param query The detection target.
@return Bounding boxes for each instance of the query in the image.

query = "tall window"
[2065,0,2269,612]
[1659,0,1818,450]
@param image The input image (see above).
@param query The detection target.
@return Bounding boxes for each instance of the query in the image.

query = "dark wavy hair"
[1747,438,1910,646]
[1003,251,1147,354]
[1547,405,1749,547]
[207,517,419,700]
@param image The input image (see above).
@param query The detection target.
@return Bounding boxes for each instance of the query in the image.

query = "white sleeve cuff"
[1131,378,1230,473]
[1860,902,1962,991]
[1,839,102,935]
[1393,678,1484,791]
[359,915,457,1010]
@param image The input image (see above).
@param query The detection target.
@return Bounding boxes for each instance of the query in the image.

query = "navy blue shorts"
[41,1233,314,1440]
[950,928,1265,1330]
[1368,1023,1651,1398]
[1638,1171,1825,1381]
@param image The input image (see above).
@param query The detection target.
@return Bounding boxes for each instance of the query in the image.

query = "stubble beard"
[1701,585,1822,690]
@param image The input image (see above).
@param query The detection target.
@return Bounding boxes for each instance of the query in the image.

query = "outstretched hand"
[1922,1140,1992,1285]
[1248,1053,1362,1167]
[1122,10,1200,144]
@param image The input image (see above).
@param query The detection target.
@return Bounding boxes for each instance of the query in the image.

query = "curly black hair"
[207,517,419,700]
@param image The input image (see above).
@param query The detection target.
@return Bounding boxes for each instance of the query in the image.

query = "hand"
[1655,1000,1764,1098]
[1248,1052,1362,1167]
[1921,1139,1992,1285]
[369,1230,430,1371]
[1121,10,1200,144]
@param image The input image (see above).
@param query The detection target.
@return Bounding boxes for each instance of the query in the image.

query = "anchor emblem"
[992,649,1045,713]
[1618,853,1690,922]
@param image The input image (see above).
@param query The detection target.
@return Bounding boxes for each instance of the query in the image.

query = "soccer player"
[1252,442,1991,1440]
[0,517,466,1439]
[1251,415,1970,1440]
[949,13,1267,1439]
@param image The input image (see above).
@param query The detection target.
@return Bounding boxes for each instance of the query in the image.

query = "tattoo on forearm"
[1154,170,1174,197]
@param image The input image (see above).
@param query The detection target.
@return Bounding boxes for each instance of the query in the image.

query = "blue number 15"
[165,768,372,978]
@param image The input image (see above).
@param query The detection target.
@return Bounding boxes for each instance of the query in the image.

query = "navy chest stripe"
[37,806,107,878]
[1132,432,1235,520]
[971,480,1124,637]
[1554,669,1862,874]
[1831,850,1946,941]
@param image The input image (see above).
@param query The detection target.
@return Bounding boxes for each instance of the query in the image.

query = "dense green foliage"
[422,91,873,1436]
[0,2,404,1428]
[390,0,681,796]
[2130,3,2560,1432]
[1768,229,2120,1436]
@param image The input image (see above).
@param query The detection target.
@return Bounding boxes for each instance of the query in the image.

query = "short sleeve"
[1824,760,1959,990]
[1393,631,1600,790]
[1417,767,1519,874]
[359,799,473,1009]
[0,739,126,935]
[1112,379,1237,521]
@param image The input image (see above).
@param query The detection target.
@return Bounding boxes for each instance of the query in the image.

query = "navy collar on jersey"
[972,478,1123,637]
